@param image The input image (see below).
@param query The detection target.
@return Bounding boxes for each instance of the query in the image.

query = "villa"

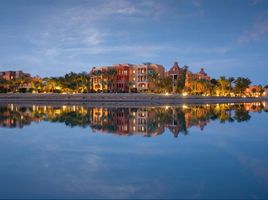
[0,70,31,81]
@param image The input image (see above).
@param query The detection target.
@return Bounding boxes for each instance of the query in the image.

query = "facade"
[132,63,165,92]
[185,68,211,93]
[166,62,183,93]
[90,66,111,92]
[89,62,212,94]
[245,85,263,97]
[186,68,210,83]
[114,64,131,92]
[90,63,165,93]
[0,71,31,81]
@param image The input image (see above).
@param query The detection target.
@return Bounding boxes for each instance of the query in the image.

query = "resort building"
[90,63,165,93]
[0,70,31,81]
[133,63,165,92]
[185,68,211,94]
[166,62,184,93]
[245,85,263,97]
[186,68,210,83]
[114,64,132,93]
[89,62,212,94]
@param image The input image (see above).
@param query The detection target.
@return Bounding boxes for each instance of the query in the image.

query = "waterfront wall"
[0,93,266,105]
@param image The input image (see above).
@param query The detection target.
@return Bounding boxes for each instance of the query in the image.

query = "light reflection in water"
[0,102,267,137]
[0,102,268,198]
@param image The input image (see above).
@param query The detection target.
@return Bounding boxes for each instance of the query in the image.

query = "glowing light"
[182,92,188,96]
[62,105,67,111]
[165,92,169,95]
[165,106,169,110]
[182,104,188,109]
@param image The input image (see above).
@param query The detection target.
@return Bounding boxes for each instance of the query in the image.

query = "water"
[0,102,268,199]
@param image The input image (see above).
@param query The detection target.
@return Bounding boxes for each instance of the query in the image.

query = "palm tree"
[107,68,117,92]
[228,77,235,96]
[218,76,229,96]
[148,70,159,92]
[128,81,134,93]
[101,79,107,92]
[234,77,251,96]
[159,77,172,93]
[0,78,8,93]
[176,65,188,93]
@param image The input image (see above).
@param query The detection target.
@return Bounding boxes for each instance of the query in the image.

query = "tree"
[258,85,264,96]
[0,78,8,93]
[128,81,134,93]
[196,79,210,95]
[217,76,229,96]
[107,68,117,92]
[100,79,107,92]
[158,77,172,93]
[210,78,218,95]
[148,70,159,92]
[234,77,251,96]
[176,65,188,93]
[228,77,235,96]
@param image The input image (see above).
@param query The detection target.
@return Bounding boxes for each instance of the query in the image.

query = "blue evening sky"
[0,0,268,85]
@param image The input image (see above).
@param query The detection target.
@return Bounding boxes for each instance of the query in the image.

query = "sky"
[0,0,268,85]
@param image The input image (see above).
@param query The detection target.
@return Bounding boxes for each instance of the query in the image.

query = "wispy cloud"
[238,19,268,44]
[249,0,261,6]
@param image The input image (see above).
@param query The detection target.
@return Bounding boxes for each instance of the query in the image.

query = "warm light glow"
[165,92,169,95]
[182,92,188,96]
[182,104,188,109]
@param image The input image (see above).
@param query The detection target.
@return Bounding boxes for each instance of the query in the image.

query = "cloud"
[238,19,268,44]
[249,0,261,6]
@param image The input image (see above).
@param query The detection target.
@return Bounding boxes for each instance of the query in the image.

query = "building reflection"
[0,102,267,137]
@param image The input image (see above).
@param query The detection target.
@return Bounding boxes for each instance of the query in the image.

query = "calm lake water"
[0,102,268,199]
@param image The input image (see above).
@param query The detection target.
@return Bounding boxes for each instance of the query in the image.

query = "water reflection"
[1,102,267,137]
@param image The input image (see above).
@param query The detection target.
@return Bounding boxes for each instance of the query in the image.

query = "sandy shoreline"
[0,93,267,106]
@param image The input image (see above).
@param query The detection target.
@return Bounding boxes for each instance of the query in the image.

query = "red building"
[0,70,31,81]
[113,64,130,93]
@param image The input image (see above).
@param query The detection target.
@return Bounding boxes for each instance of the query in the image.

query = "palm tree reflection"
[0,102,267,137]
